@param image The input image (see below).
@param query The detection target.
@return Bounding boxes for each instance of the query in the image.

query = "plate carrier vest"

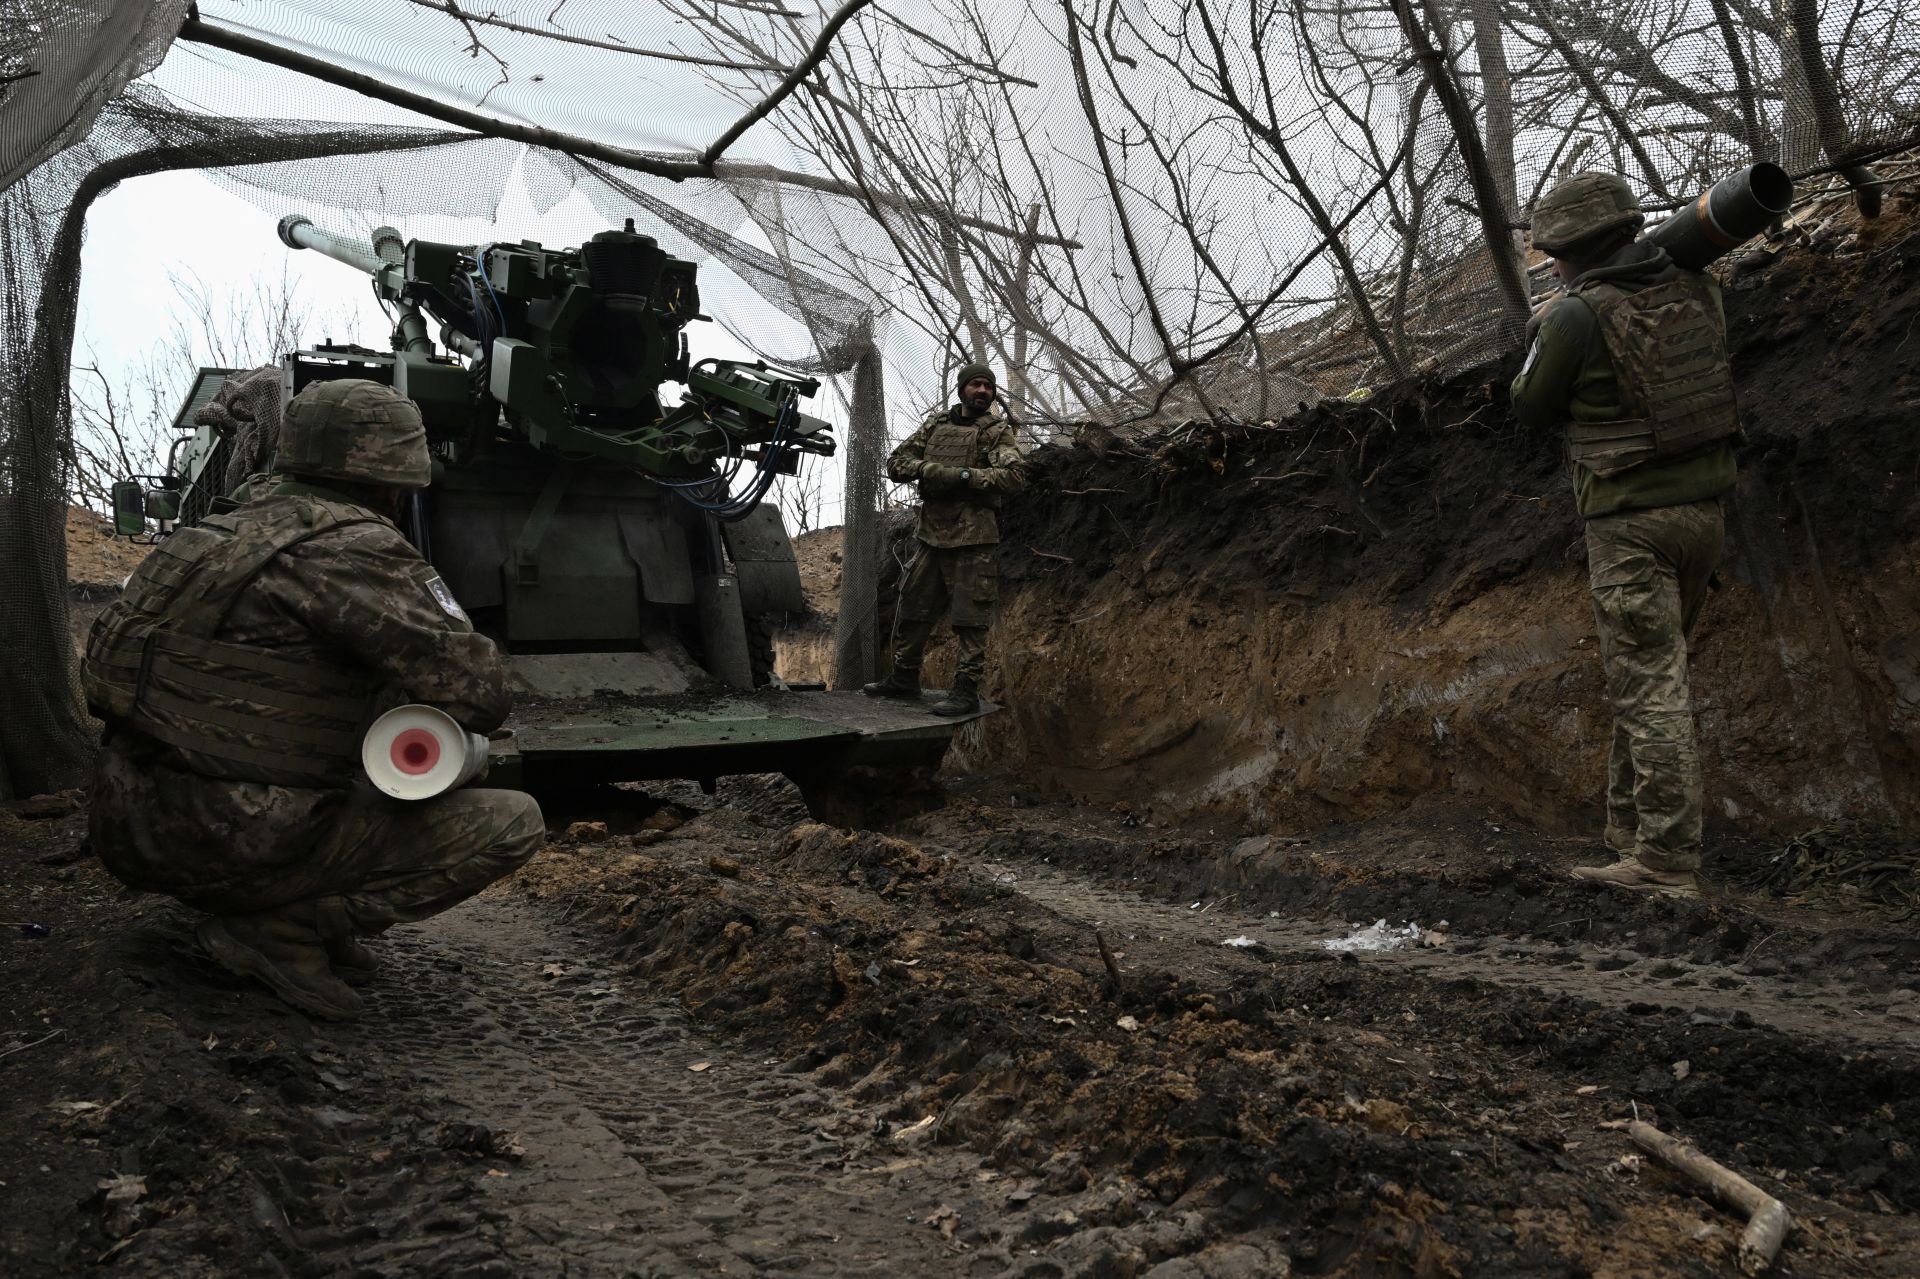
[920,413,1001,508]
[1566,273,1739,478]
[84,495,389,788]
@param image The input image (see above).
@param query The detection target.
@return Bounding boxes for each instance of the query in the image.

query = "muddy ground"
[4,776,1918,1277]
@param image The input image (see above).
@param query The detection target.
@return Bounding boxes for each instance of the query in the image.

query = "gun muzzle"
[1645,164,1794,270]
[277,213,386,274]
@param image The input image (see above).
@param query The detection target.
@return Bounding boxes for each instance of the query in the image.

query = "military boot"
[325,935,379,985]
[196,910,364,1020]
[314,896,377,985]
[930,677,980,718]
[307,891,374,979]
[862,669,922,700]
[1570,855,1699,899]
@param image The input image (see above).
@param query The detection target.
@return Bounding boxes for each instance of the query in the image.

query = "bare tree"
[778,451,830,535]
[66,265,353,512]
[66,351,173,514]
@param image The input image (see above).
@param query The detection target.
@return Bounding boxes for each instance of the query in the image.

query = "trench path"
[978,859,1920,1052]
[312,896,980,1276]
[274,824,1917,1276]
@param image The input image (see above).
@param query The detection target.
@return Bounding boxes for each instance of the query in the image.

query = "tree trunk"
[1784,0,1881,215]
[1464,0,1519,228]
[1393,0,1531,346]
[1771,0,1822,175]
[939,220,993,362]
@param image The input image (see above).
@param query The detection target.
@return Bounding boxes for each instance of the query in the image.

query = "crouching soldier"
[863,363,1026,716]
[83,379,545,1019]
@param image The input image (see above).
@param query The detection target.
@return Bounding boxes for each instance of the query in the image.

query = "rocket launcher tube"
[1644,164,1793,271]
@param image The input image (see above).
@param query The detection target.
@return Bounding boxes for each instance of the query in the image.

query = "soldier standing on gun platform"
[863,364,1026,717]
[83,379,545,1019]
[1510,172,1742,899]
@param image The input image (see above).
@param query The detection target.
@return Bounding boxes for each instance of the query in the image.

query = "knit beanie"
[955,363,997,395]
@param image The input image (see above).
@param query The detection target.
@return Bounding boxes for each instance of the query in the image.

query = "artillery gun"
[110,214,980,821]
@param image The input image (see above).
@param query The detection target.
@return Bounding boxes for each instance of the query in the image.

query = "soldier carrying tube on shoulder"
[1511,170,1759,900]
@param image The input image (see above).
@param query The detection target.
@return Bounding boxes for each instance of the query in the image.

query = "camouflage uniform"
[881,377,1026,699]
[84,380,543,1016]
[1511,174,1738,886]
[1583,500,1724,869]
[88,489,540,917]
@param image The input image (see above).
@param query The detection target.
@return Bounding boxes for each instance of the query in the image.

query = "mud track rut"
[315,897,975,1276]
[986,861,1920,1053]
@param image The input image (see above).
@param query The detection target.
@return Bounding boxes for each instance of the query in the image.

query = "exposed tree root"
[1628,1120,1792,1274]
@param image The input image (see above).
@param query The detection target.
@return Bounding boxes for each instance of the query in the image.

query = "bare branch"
[175,14,1071,245]
[394,0,788,70]
[699,0,876,168]
[1391,0,1529,345]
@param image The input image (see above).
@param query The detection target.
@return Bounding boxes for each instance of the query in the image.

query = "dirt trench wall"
[766,525,848,686]
[952,208,1920,837]
[771,623,835,686]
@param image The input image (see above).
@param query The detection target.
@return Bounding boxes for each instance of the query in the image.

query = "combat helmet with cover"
[1535,172,1739,477]
[278,378,431,489]
[1531,172,1646,257]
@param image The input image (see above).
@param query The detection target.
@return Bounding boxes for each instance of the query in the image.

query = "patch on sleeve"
[423,573,469,623]
[1520,339,1540,378]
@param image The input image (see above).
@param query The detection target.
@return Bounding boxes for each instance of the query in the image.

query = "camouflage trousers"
[893,540,996,687]
[92,739,544,934]
[1584,499,1725,872]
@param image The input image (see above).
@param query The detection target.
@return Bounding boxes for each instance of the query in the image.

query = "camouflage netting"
[4,0,1919,794]
[190,367,278,504]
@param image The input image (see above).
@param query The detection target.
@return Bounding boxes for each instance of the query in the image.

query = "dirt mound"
[964,188,1920,841]
[777,821,944,887]
[62,506,151,656]
[64,506,150,588]
[790,525,843,615]
[768,526,842,684]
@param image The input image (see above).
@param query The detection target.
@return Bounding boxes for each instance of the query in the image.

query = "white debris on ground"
[1220,936,1259,948]
[1320,919,1424,953]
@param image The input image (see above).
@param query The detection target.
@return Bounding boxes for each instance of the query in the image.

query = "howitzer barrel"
[278,213,385,275]
[1645,164,1793,270]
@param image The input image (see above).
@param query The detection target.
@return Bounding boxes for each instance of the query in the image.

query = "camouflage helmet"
[278,378,430,489]
[1530,172,1645,257]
